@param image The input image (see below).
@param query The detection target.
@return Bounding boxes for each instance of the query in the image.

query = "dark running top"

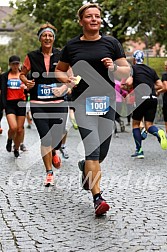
[60,34,126,100]
[162,71,167,100]
[132,64,160,96]
[162,72,167,82]
[27,47,63,101]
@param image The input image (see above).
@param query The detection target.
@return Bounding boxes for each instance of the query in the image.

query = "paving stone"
[1,118,167,251]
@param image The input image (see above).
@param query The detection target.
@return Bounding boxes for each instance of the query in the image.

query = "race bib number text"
[86,96,110,115]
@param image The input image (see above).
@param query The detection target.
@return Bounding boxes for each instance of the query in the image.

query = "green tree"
[7,0,167,52]
[8,11,40,60]
[13,0,83,48]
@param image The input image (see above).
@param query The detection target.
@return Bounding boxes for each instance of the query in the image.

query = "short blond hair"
[77,3,101,20]
[164,61,167,66]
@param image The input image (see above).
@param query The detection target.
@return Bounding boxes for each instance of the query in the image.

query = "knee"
[145,123,152,131]
[10,126,17,134]
[17,126,24,134]
[41,137,52,147]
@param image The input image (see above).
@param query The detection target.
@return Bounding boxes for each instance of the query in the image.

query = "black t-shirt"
[132,64,159,96]
[162,72,167,101]
[60,34,126,100]
[0,74,2,90]
[162,72,167,82]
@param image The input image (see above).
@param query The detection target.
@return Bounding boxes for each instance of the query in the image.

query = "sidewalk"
[0,116,167,252]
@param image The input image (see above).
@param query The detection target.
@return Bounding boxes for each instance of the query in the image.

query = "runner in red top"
[1,55,26,158]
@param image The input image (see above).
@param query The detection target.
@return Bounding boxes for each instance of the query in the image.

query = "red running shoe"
[94,194,110,216]
[52,154,61,169]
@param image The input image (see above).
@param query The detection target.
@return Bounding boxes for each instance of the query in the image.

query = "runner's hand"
[101,57,115,70]
[67,75,81,89]
[52,85,67,97]
[25,79,35,89]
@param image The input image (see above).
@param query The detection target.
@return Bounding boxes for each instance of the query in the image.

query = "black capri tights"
[30,103,68,149]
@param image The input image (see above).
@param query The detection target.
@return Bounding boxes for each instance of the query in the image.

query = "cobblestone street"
[0,116,167,252]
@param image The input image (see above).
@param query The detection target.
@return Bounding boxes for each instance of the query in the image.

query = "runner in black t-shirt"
[123,50,167,159]
[161,61,167,133]
[55,3,131,216]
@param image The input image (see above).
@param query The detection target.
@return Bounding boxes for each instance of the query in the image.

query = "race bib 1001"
[37,83,57,99]
[86,96,110,115]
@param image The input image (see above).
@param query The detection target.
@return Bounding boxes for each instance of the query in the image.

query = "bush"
[146,57,167,77]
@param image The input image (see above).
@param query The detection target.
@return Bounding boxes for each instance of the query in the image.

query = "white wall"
[0,33,12,45]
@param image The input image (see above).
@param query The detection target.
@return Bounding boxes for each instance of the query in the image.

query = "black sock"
[93,193,101,201]
[47,170,53,175]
